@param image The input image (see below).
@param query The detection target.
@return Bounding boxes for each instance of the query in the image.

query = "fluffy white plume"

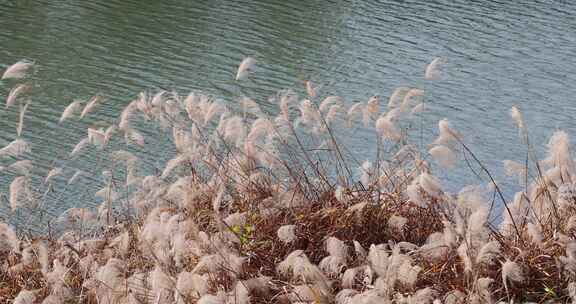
[8,159,33,175]
[325,104,343,125]
[335,289,359,304]
[277,225,297,243]
[475,241,500,265]
[501,259,524,293]
[411,102,425,115]
[60,100,82,123]
[288,283,330,302]
[89,258,127,302]
[70,137,90,157]
[235,57,256,81]
[388,87,410,108]
[13,289,36,304]
[325,237,348,259]
[397,260,421,288]
[87,128,106,149]
[176,271,208,301]
[10,176,30,211]
[119,101,137,130]
[406,183,426,208]
[150,265,174,299]
[44,167,63,184]
[375,110,401,141]
[61,207,94,224]
[433,118,458,146]
[341,266,363,288]
[197,293,226,304]
[500,191,528,235]
[362,95,380,127]
[368,244,389,277]
[80,95,103,119]
[475,277,494,303]
[510,105,524,131]
[103,125,117,146]
[359,160,373,187]
[569,282,576,303]
[277,250,317,279]
[239,97,263,118]
[150,90,166,108]
[503,160,526,185]
[6,83,31,109]
[124,128,145,146]
[544,130,574,179]
[400,88,424,112]
[346,102,363,126]
[218,115,246,146]
[388,215,408,233]
[306,80,318,99]
[424,57,446,80]
[353,241,367,261]
[428,145,456,169]
[527,223,543,247]
[0,222,19,252]
[319,95,343,112]
[2,60,34,80]
[247,118,274,144]
[411,287,437,304]
[161,154,189,179]
[296,99,320,129]
[418,172,442,198]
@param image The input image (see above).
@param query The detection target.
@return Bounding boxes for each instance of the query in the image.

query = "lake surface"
[1,0,576,230]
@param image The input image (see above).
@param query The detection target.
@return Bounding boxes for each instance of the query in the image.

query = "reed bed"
[1,58,575,303]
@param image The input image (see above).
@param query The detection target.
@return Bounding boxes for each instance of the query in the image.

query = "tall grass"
[0,58,575,303]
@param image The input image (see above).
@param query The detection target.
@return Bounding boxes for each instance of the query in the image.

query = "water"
[1,0,576,230]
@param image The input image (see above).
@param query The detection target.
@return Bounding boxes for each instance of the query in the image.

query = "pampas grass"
[1,58,576,304]
[235,57,256,81]
[433,118,458,146]
[70,137,90,157]
[424,57,446,80]
[428,145,456,169]
[17,102,29,137]
[502,259,524,295]
[510,105,525,131]
[9,176,30,211]
[277,225,297,243]
[80,95,103,119]
[44,167,63,184]
[6,83,31,109]
[0,139,31,158]
[8,159,33,176]
[2,60,34,80]
[60,100,82,123]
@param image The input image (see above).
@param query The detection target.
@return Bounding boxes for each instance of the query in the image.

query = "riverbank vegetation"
[1,58,576,303]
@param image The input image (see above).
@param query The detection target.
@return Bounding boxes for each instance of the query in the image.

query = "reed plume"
[17,102,29,136]
[235,57,256,81]
[80,95,103,119]
[424,57,446,80]
[9,176,30,211]
[0,58,573,304]
[6,83,31,109]
[2,60,34,80]
[60,100,82,123]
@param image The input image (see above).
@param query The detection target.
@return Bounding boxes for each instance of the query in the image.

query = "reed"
[0,57,575,303]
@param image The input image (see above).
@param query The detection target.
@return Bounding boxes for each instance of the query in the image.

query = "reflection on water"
[1,0,576,229]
